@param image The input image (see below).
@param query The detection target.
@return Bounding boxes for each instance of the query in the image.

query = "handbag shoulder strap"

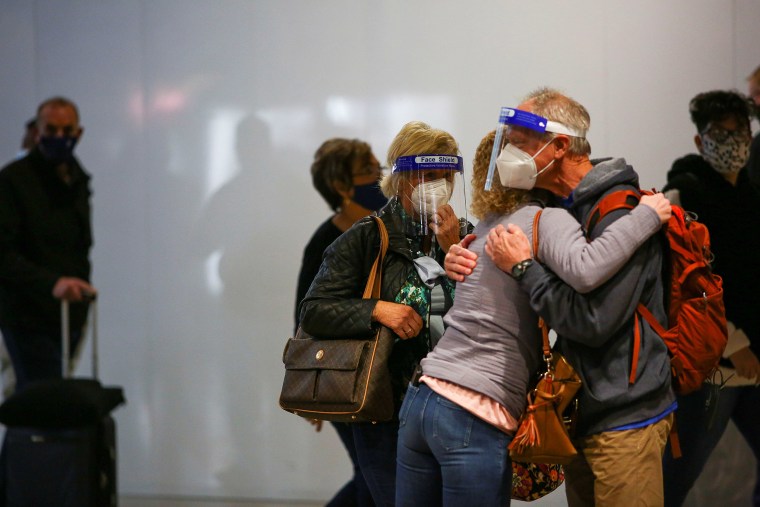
[532,209,543,264]
[538,318,551,361]
[531,209,552,361]
[362,216,389,300]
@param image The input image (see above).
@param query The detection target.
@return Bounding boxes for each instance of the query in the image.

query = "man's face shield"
[485,107,585,190]
[391,155,468,237]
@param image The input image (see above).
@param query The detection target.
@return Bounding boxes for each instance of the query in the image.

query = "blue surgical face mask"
[352,182,388,211]
[38,135,78,165]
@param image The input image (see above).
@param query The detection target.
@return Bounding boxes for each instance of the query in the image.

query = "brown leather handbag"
[508,318,582,465]
[279,216,395,423]
[508,210,582,464]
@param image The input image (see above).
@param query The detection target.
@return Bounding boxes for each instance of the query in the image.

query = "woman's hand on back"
[444,234,478,282]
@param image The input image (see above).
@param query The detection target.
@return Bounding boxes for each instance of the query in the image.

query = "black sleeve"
[664,172,708,215]
[0,171,59,297]
[299,220,380,340]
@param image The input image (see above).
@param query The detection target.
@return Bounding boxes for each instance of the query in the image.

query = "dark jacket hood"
[572,157,639,209]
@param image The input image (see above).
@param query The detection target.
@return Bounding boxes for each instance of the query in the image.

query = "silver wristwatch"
[510,258,534,281]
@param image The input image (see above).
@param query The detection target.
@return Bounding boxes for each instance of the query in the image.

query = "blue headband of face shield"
[392,155,464,173]
[484,107,586,190]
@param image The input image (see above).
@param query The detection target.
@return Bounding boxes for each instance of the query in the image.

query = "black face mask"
[38,135,79,165]
[352,182,388,211]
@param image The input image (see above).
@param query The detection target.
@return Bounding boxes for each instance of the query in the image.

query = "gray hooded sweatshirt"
[519,158,676,437]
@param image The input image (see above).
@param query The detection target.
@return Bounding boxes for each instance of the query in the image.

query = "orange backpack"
[585,189,728,396]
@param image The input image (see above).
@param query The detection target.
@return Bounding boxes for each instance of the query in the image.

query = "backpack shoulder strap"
[584,188,649,386]
[585,189,641,234]
[636,302,667,336]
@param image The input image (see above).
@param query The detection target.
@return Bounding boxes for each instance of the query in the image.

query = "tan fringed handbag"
[279,216,395,423]
[509,209,582,465]
[508,318,582,465]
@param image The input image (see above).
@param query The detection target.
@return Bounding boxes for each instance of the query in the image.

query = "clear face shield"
[485,107,585,190]
[390,155,468,240]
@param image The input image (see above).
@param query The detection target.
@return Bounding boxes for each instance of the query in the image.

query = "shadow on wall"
[195,114,284,316]
[192,113,295,494]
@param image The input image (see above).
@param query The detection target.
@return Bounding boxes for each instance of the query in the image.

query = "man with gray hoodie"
[446,88,676,506]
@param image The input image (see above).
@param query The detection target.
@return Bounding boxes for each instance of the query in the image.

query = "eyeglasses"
[700,124,751,143]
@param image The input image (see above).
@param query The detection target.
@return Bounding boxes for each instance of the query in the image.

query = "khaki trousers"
[565,413,673,507]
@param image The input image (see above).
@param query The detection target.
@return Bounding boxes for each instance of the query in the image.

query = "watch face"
[512,259,533,280]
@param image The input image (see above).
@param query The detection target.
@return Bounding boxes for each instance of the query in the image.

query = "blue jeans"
[663,383,760,506]
[328,421,375,507]
[351,416,399,507]
[396,383,513,507]
[0,326,82,392]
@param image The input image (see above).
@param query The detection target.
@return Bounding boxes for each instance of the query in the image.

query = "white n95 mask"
[495,140,555,190]
[410,178,453,216]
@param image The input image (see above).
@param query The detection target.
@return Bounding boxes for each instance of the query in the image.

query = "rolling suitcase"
[0,297,125,507]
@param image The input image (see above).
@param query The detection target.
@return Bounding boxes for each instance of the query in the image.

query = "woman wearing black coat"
[300,121,466,506]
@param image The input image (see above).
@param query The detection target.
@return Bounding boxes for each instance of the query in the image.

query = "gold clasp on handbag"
[542,352,555,380]
[315,350,324,360]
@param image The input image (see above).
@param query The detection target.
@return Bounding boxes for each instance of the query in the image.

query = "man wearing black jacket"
[0,96,96,392]
[662,90,760,506]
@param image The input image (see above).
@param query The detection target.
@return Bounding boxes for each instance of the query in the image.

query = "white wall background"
[1,1,758,504]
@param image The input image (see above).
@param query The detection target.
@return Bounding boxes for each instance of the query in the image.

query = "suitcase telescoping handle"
[61,293,98,380]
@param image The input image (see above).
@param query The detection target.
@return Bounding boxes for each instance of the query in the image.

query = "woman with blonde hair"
[300,121,468,506]
[395,130,671,506]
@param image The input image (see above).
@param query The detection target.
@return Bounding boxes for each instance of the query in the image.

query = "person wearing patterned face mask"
[662,90,760,507]
[697,117,752,179]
